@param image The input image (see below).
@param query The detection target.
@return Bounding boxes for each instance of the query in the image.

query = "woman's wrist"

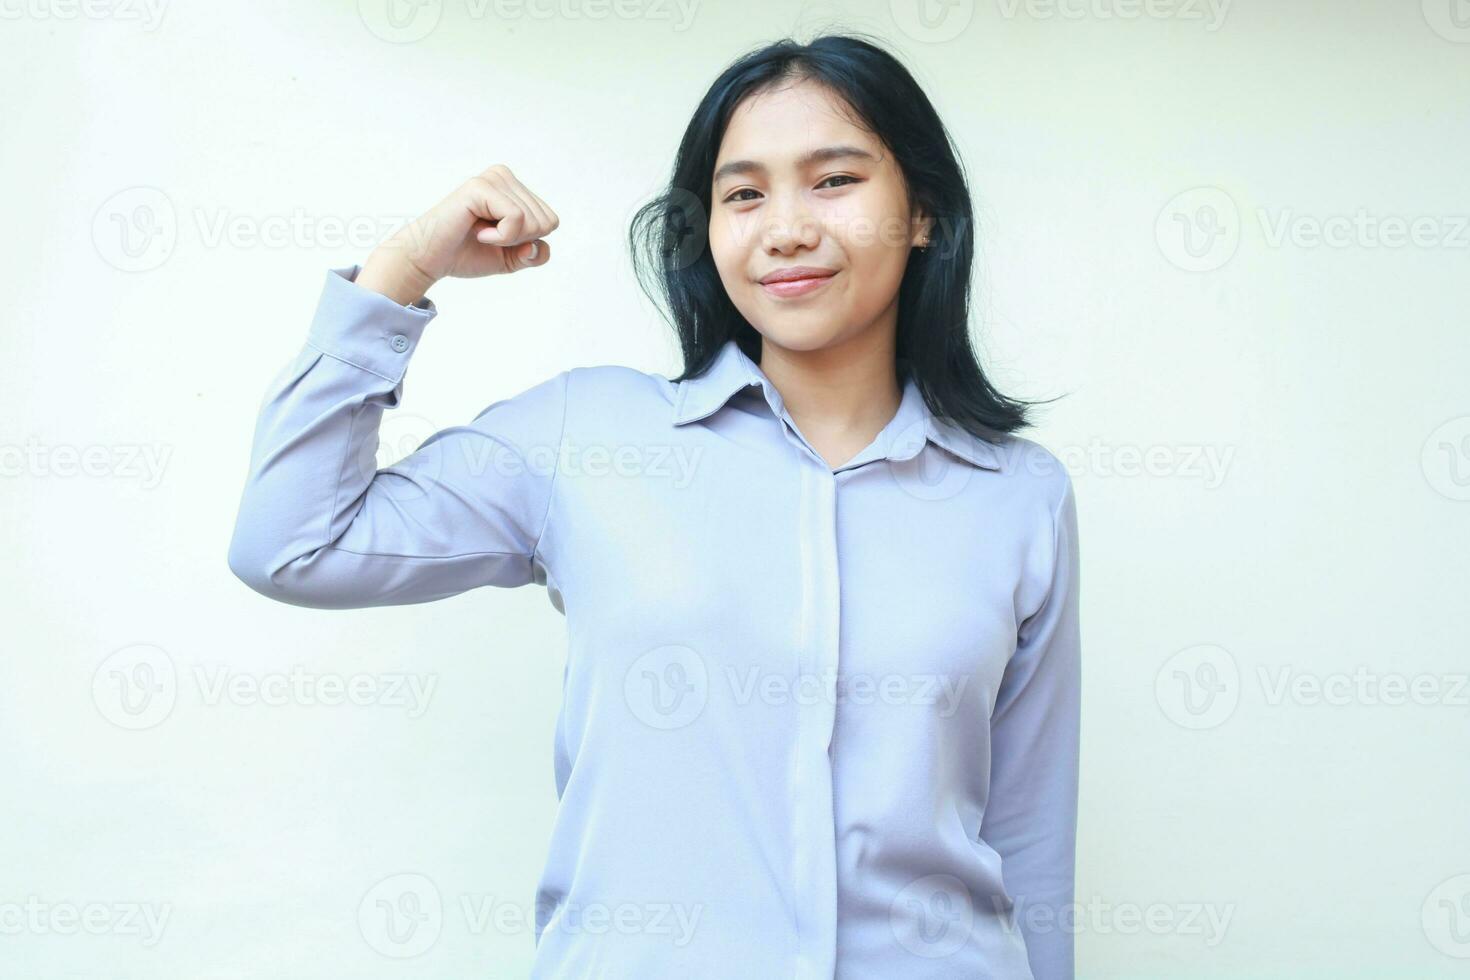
[355,247,437,307]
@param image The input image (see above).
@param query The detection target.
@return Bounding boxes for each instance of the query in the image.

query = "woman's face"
[708,79,931,355]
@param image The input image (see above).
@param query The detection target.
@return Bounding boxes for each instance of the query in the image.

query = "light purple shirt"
[227,264,1082,979]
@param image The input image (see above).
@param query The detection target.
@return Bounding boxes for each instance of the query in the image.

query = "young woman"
[228,32,1081,980]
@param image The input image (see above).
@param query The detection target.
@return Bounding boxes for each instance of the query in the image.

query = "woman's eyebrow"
[713,144,877,185]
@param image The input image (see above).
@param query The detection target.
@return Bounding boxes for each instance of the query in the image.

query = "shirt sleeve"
[226,264,569,610]
[978,473,1081,980]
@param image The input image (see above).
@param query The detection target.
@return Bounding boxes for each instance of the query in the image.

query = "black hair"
[627,30,1055,439]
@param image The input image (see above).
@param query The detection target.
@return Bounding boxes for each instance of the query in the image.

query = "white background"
[2,0,1467,977]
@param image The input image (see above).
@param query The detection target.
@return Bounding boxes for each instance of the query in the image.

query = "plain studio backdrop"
[2,2,1466,977]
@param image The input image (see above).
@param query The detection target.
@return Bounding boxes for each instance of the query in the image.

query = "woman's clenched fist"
[356,164,560,306]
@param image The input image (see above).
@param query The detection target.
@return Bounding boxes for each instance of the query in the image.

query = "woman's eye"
[723,175,860,204]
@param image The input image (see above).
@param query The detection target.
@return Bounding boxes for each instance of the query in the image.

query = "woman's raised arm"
[226,166,567,609]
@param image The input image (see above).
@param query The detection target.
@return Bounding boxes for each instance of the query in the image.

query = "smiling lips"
[758,266,838,298]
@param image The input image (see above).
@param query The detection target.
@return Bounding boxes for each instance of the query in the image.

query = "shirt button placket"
[791,456,840,980]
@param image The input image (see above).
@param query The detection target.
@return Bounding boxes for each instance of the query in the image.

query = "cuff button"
[390,334,410,353]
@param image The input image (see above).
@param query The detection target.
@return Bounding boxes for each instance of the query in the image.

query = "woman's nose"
[760,197,820,252]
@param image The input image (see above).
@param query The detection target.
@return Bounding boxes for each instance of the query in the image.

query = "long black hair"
[627,30,1053,439]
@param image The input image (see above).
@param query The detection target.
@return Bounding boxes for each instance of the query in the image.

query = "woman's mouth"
[759,270,837,298]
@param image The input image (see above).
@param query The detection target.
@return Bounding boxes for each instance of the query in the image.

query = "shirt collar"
[671,338,1001,471]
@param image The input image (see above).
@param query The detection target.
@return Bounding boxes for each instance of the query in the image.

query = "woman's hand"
[355,164,560,306]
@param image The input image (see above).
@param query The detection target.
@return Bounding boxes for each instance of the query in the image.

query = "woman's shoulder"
[559,360,682,427]
[982,432,1076,511]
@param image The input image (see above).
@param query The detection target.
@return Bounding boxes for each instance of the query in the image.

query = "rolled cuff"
[304,264,439,383]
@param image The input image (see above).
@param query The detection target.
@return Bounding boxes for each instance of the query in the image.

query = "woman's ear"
[912,211,935,249]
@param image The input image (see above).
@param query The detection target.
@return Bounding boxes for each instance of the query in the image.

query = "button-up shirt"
[227,265,1082,980]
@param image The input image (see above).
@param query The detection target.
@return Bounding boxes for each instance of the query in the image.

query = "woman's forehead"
[723,80,867,144]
